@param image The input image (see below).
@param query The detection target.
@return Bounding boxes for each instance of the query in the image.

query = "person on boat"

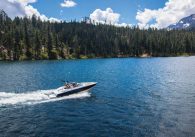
[64,83,70,89]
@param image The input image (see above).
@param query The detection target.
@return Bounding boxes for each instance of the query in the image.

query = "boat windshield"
[64,82,80,89]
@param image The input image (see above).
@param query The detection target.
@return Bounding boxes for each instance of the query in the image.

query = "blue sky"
[31,0,167,25]
[1,0,195,28]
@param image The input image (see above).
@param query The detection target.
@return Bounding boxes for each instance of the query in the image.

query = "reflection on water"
[0,57,195,137]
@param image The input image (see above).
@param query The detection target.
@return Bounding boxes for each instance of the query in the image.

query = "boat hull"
[56,83,96,97]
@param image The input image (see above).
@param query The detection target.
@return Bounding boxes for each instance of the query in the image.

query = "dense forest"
[0,10,195,61]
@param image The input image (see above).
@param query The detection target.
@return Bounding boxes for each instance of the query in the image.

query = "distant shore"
[0,53,193,61]
[1,10,195,62]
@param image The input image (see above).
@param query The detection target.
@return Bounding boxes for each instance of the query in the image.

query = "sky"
[1,0,195,28]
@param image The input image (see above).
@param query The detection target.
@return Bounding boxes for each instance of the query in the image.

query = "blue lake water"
[0,57,195,137]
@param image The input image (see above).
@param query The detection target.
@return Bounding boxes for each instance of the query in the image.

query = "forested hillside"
[0,10,195,60]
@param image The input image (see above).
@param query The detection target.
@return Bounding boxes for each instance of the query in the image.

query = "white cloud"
[60,0,77,8]
[136,0,195,29]
[115,23,132,28]
[90,8,120,24]
[0,0,60,22]
[90,8,131,27]
[15,0,37,4]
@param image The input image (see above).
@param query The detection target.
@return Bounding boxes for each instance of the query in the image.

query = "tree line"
[0,10,195,60]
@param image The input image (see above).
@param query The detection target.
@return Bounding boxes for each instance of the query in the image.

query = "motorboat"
[45,82,97,98]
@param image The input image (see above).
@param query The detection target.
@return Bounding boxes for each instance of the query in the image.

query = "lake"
[0,57,195,137]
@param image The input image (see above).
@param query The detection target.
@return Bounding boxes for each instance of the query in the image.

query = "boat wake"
[0,89,91,106]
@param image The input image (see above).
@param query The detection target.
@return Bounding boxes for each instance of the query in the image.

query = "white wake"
[0,89,91,106]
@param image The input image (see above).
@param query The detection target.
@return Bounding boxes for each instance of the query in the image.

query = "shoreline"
[0,54,194,62]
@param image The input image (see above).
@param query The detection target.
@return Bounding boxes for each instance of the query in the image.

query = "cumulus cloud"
[60,0,77,8]
[115,23,132,27]
[90,8,131,27]
[0,0,26,18]
[0,0,60,22]
[90,8,120,24]
[15,0,37,4]
[136,0,195,29]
